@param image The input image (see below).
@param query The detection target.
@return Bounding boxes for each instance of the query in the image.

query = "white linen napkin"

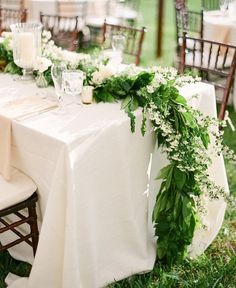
[0,95,58,181]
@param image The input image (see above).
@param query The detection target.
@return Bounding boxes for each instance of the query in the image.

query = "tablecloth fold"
[0,96,58,180]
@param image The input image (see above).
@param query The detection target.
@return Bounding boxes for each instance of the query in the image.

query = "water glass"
[219,0,228,15]
[51,63,67,113]
[111,34,126,64]
[62,70,84,105]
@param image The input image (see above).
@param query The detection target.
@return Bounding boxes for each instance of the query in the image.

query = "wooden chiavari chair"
[175,5,203,54]
[0,169,39,256]
[0,8,27,33]
[40,12,80,51]
[179,32,236,120]
[102,21,146,66]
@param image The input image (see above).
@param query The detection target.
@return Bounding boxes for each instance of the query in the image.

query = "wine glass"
[62,70,84,106]
[111,34,126,64]
[219,0,228,15]
[51,63,67,113]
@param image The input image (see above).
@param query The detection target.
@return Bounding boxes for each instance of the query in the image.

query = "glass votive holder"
[82,86,94,104]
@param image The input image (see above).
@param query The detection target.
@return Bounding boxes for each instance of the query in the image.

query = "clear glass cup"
[62,70,84,106]
[111,34,126,64]
[10,22,43,81]
[51,63,67,113]
[219,0,228,15]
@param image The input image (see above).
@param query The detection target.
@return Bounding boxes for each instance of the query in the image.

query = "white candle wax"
[82,86,93,104]
[17,32,36,68]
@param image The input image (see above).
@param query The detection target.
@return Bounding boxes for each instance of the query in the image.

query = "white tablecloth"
[0,74,228,288]
[203,10,236,109]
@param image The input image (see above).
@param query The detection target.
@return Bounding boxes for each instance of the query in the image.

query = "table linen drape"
[0,74,228,288]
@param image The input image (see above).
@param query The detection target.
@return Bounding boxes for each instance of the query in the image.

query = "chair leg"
[28,204,39,256]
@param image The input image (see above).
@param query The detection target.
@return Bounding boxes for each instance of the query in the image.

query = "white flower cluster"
[41,30,91,69]
[147,73,167,93]
[0,31,13,51]
[149,66,178,79]
[174,75,201,87]
[91,65,114,85]
[34,56,52,73]
[143,66,201,94]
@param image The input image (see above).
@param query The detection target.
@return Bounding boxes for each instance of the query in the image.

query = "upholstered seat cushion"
[0,168,37,210]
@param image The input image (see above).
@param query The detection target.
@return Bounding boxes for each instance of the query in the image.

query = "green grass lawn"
[0,1,236,287]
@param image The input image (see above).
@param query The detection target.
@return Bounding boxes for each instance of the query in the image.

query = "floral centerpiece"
[0,30,235,265]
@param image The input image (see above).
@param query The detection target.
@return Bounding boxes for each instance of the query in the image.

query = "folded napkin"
[0,96,58,181]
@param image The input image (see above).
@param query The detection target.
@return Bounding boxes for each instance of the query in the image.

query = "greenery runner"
[0,31,234,266]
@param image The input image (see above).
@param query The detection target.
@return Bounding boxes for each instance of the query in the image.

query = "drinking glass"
[111,34,126,64]
[51,63,67,113]
[219,0,228,15]
[10,22,42,81]
[62,70,84,106]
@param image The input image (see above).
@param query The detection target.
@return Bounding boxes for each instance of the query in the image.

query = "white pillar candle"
[17,32,36,68]
[82,86,94,104]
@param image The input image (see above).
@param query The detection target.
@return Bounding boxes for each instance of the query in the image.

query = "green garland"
[0,36,230,266]
[93,71,224,265]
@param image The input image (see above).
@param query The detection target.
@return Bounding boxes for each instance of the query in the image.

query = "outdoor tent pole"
[156,0,164,57]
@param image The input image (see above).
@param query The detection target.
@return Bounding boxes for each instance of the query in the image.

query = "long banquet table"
[0,73,228,288]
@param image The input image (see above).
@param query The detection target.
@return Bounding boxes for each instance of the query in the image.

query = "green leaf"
[174,95,187,105]
[183,112,196,128]
[201,133,210,149]
[132,71,154,90]
[156,163,174,180]
[174,168,186,190]
[165,167,173,190]
[174,109,179,131]
[121,96,131,110]
[130,96,139,111]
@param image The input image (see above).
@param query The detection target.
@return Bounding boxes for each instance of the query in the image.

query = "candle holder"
[10,22,43,81]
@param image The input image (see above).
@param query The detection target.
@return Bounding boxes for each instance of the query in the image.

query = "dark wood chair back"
[202,0,219,10]
[0,8,27,33]
[179,32,236,120]
[102,21,146,66]
[175,0,187,9]
[0,192,39,256]
[175,6,203,53]
[40,12,80,51]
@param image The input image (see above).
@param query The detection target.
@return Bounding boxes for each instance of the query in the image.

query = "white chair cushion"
[185,50,234,69]
[0,168,37,211]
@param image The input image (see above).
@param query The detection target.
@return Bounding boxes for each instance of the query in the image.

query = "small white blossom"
[34,57,52,73]
[92,65,114,85]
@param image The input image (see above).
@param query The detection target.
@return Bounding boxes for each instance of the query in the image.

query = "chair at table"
[175,0,187,9]
[0,8,27,33]
[0,168,39,256]
[102,21,146,65]
[178,32,236,120]
[40,12,80,51]
[202,0,219,10]
[175,4,203,54]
